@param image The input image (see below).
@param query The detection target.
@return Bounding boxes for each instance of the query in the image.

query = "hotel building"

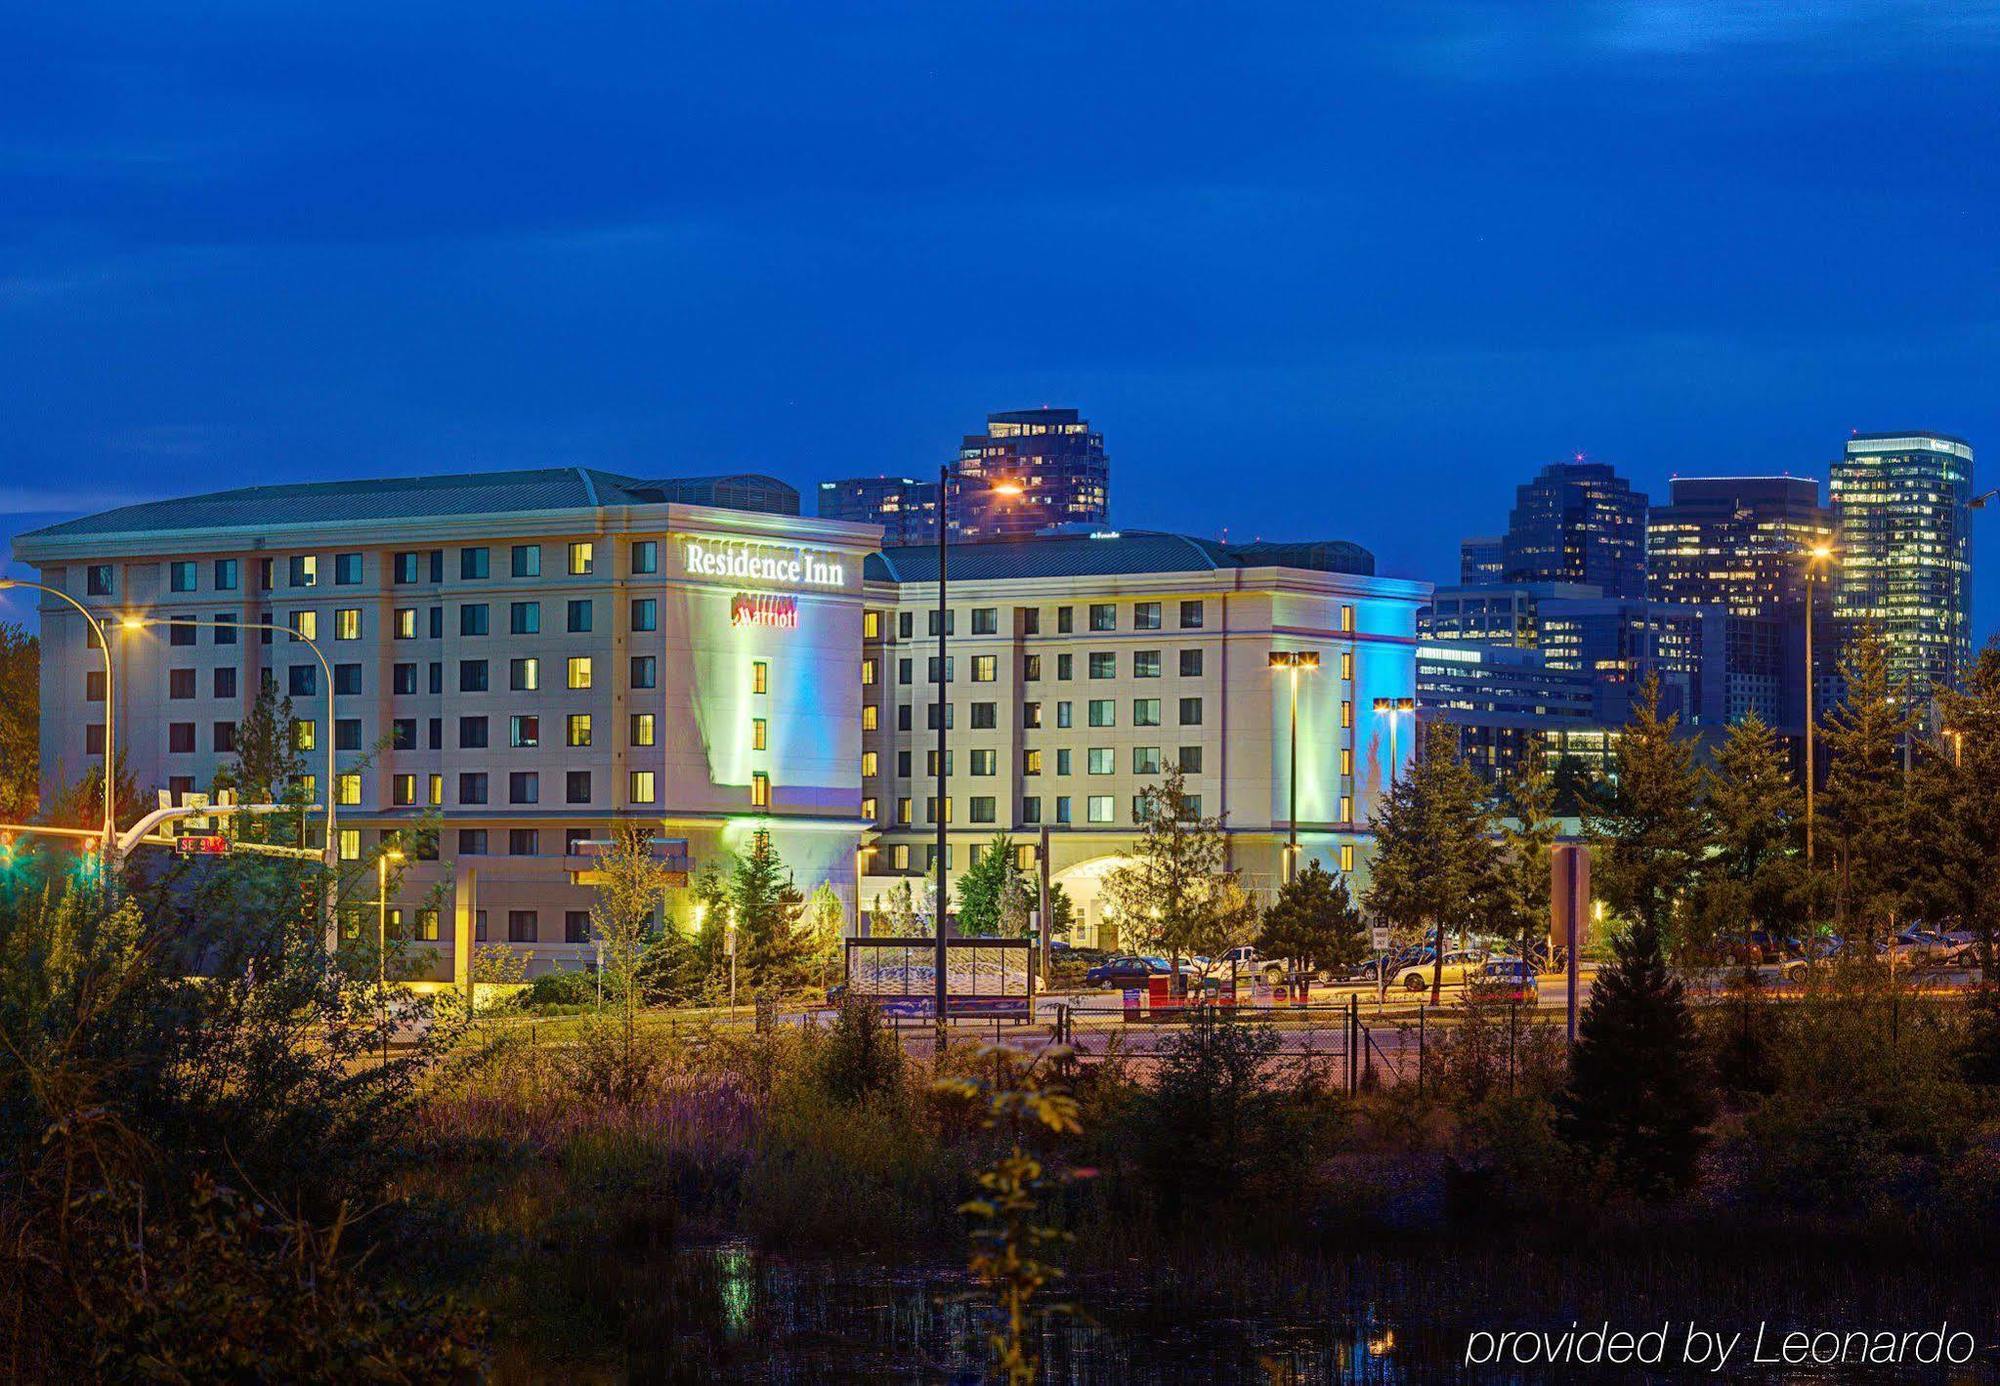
[14,475,1426,967]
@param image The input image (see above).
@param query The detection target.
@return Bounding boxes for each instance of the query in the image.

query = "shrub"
[817,995,903,1105]
[523,967,599,1011]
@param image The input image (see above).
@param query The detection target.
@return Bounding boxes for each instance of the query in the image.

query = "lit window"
[335,608,361,641]
[394,608,417,639]
[1340,794,1353,821]
[630,713,655,746]
[1340,650,1354,680]
[567,657,593,690]
[861,659,877,686]
[1340,604,1355,633]
[568,541,594,575]
[1340,843,1354,872]
[511,715,539,748]
[510,657,539,691]
[750,772,770,808]
[392,774,417,806]
[861,796,877,820]
[630,770,656,803]
[336,773,362,806]
[294,720,317,752]
[752,660,768,695]
[338,829,361,861]
[1341,699,1353,729]
[631,540,658,575]
[971,656,996,682]
[863,611,881,639]
[567,714,592,747]
[861,704,878,731]
[861,751,878,777]
[291,610,317,641]
[752,717,767,751]
[429,774,444,806]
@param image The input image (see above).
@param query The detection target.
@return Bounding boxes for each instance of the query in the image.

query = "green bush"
[523,967,600,1010]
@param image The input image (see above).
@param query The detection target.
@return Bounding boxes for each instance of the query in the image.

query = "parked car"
[1780,935,1846,983]
[1880,929,1952,966]
[1084,955,1171,989]
[1718,929,1791,965]
[1395,950,1487,992]
[1478,957,1539,1002]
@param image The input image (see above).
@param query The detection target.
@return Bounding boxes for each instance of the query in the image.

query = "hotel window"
[971,608,998,635]
[1087,795,1115,824]
[510,657,539,691]
[510,715,540,748]
[969,797,997,824]
[213,558,239,591]
[509,772,539,804]
[85,670,106,702]
[1340,843,1354,873]
[168,722,196,753]
[1134,650,1161,678]
[927,609,955,636]
[1179,697,1204,726]
[752,716,768,751]
[289,555,317,587]
[1339,604,1355,633]
[970,749,997,777]
[898,706,911,731]
[861,751,878,777]
[459,716,489,749]
[566,599,592,633]
[927,656,954,684]
[971,655,996,682]
[863,610,881,639]
[460,659,489,692]
[289,665,316,698]
[334,664,362,695]
[1340,747,1353,776]
[85,564,114,596]
[861,796,877,820]
[751,660,768,695]
[459,773,488,804]
[335,608,361,640]
[1023,749,1043,776]
[898,612,913,639]
[339,829,361,862]
[429,773,444,806]
[1339,794,1353,821]
[213,612,237,645]
[861,704,878,731]
[630,713,655,746]
[392,774,418,807]
[630,770,656,803]
[169,561,197,592]
[507,910,538,943]
[897,658,912,685]
[290,610,317,641]
[1055,701,1072,729]
[968,702,995,730]
[1180,600,1204,629]
[1133,699,1161,726]
[926,704,954,730]
[1022,608,1041,635]
[751,772,770,808]
[1056,749,1072,775]
[1088,603,1116,632]
[1134,602,1161,630]
[335,718,361,750]
[568,541,594,575]
[1022,654,1041,681]
[567,657,593,690]
[510,601,539,635]
[563,910,590,944]
[167,619,196,647]
[429,607,444,638]
[1133,746,1161,775]
[565,771,591,804]
[411,908,439,943]
[458,828,488,855]
[631,656,656,688]
[1055,795,1072,824]
[861,658,877,686]
[1056,654,1073,680]
[394,608,418,639]
[630,598,656,632]
[333,553,362,586]
[631,540,657,575]
[1056,606,1073,634]
[567,714,592,748]
[294,720,317,751]
[169,668,196,699]
[1179,649,1202,677]
[1340,699,1353,729]
[213,667,237,698]
[511,544,541,578]
[1021,796,1041,824]
[213,722,237,753]
[897,797,912,825]
[460,547,490,580]
[1088,652,1115,679]
[926,750,953,776]
[1022,701,1042,729]
[393,552,420,584]
[1340,650,1353,680]
[926,797,951,824]
[1087,748,1114,775]
[336,774,362,807]
[1088,699,1115,727]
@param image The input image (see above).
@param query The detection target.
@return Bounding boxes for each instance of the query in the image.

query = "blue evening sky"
[3,2,1997,635]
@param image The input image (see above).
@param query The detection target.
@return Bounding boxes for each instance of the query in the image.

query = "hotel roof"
[865,530,1377,584]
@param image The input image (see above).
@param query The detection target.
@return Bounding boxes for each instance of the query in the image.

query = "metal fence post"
[1417,1005,1425,1096]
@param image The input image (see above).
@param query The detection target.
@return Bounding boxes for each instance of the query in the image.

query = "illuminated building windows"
[510,657,539,691]
[860,796,877,820]
[568,541,594,575]
[861,659,877,686]
[752,660,768,695]
[392,774,417,807]
[752,717,767,751]
[1340,650,1353,680]
[971,655,996,682]
[395,608,417,639]
[970,750,996,776]
[897,798,912,825]
[1340,794,1353,822]
[429,774,444,807]
[861,704,878,731]
[291,609,317,641]
[863,610,881,640]
[751,772,771,808]
[567,714,592,747]
[630,713,655,746]
[1340,699,1353,728]
[335,608,361,640]
[1340,843,1354,872]
[861,751,878,777]
[294,720,317,751]
[336,773,362,807]
[1022,749,1042,776]
[1022,702,1042,729]
[290,555,317,587]
[1340,604,1354,633]
[567,657,593,690]
[1340,747,1353,776]
[338,829,361,861]
[925,797,952,823]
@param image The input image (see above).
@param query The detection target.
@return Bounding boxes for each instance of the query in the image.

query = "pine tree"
[1587,674,1708,957]
[1255,860,1365,975]
[213,684,310,846]
[1924,635,2000,973]
[1495,761,1560,964]
[1697,712,1804,958]
[1818,629,1917,944]
[1363,722,1497,1004]
[1556,921,1715,1197]
[731,830,807,987]
[1044,881,1077,942]
[957,833,1032,937]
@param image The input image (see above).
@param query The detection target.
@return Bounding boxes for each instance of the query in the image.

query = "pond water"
[515,1241,2000,1384]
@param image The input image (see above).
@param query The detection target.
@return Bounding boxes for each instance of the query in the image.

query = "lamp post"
[119,613,341,940]
[932,471,1022,1038]
[1802,545,1834,870]
[1268,651,1320,885]
[1372,696,1417,788]
[377,846,404,1064]
[0,579,116,863]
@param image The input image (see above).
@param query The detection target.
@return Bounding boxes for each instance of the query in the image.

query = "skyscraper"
[817,407,1110,543]
[1647,475,1834,733]
[1830,431,1974,697]
[1500,460,1649,598]
[1458,535,1504,584]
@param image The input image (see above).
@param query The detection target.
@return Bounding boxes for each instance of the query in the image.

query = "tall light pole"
[1802,545,1834,870]
[932,471,1021,1037]
[0,578,117,863]
[1268,651,1319,884]
[1372,696,1417,788]
[119,613,341,938]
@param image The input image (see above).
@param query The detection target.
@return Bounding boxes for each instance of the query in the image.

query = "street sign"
[1370,926,1391,951]
[174,834,231,857]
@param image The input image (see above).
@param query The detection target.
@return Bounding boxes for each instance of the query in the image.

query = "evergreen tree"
[1363,722,1497,1004]
[1818,629,1917,943]
[213,684,310,846]
[1255,860,1365,976]
[1587,675,1708,957]
[1922,637,2000,973]
[957,833,1032,937]
[730,830,807,986]
[1556,921,1715,1197]
[1102,766,1258,981]
[0,623,37,821]
[1696,712,1804,959]
[1044,881,1077,942]
[1494,761,1560,964]
[1550,751,1604,818]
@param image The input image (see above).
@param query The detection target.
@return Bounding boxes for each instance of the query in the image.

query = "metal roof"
[864,530,1375,584]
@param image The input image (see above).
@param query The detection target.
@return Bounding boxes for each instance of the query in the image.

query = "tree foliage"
[957,833,1034,938]
[1255,860,1365,975]
[0,622,36,821]
[1587,675,1708,954]
[1818,628,1917,942]
[1101,766,1257,974]
[588,820,676,1054]
[1694,711,1803,957]
[730,830,807,987]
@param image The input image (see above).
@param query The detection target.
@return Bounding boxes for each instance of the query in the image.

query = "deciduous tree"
[1102,766,1257,982]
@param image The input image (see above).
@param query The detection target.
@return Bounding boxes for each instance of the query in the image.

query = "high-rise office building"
[817,407,1110,544]
[1499,460,1649,598]
[1830,432,1974,697]
[1458,535,1504,585]
[1538,597,1721,729]
[1647,475,1834,734]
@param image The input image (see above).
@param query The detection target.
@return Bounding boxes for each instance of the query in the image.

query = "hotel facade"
[12,471,1426,970]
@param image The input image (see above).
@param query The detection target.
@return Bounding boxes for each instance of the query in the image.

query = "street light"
[0,578,116,862]
[932,471,1023,1037]
[1802,544,1835,870]
[117,613,341,939]
[1372,696,1417,789]
[1268,650,1320,884]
